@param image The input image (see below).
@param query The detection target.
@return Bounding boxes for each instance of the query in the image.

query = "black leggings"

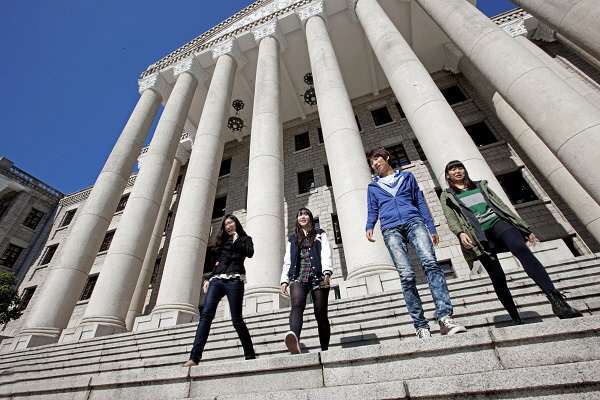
[289,281,331,350]
[477,220,556,320]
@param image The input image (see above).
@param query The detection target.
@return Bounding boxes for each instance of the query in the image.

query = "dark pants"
[189,279,255,363]
[289,281,331,351]
[477,219,556,320]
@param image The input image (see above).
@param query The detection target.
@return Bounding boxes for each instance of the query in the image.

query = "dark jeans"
[189,279,255,363]
[477,219,556,320]
[289,281,331,351]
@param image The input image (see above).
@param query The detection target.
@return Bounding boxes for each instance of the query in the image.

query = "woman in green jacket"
[440,160,582,322]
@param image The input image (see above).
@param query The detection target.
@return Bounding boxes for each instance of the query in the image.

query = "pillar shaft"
[80,72,197,331]
[20,89,161,340]
[458,55,600,246]
[244,36,285,296]
[304,15,394,280]
[355,0,512,205]
[512,0,600,64]
[125,156,182,330]
[414,0,600,206]
[150,54,237,323]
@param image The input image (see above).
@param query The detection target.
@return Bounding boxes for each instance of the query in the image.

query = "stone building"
[2,0,600,354]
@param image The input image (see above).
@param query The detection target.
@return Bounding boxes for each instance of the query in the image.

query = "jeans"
[189,279,255,363]
[383,220,453,330]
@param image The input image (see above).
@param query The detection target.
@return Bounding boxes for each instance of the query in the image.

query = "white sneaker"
[285,331,300,354]
[439,316,467,336]
[416,328,432,339]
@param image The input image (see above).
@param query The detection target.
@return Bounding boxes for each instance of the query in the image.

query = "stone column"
[414,0,600,206]
[64,62,201,341]
[352,0,512,205]
[451,47,600,247]
[511,0,600,64]
[296,2,395,282]
[515,36,600,110]
[125,147,188,330]
[13,77,166,349]
[135,41,244,331]
[243,22,288,311]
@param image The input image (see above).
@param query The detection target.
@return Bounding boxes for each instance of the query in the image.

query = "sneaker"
[416,328,432,339]
[285,331,301,354]
[547,290,583,319]
[439,316,467,335]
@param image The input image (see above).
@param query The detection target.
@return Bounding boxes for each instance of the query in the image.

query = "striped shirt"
[456,187,500,230]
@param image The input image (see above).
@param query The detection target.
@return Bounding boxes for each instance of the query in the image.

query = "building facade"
[2,0,600,352]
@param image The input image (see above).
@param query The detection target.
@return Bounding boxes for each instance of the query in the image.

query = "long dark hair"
[445,160,477,194]
[294,207,317,247]
[214,214,247,250]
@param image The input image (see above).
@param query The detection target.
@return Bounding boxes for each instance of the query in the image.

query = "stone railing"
[0,165,63,202]
[59,173,138,207]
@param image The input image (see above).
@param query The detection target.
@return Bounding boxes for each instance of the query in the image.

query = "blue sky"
[0,0,516,194]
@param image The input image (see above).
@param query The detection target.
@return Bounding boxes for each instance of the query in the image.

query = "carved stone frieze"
[443,43,463,74]
[500,18,528,38]
[138,73,172,101]
[532,22,556,42]
[173,57,209,84]
[251,20,288,52]
[211,39,248,70]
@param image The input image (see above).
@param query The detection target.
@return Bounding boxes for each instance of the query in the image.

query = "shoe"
[183,360,198,367]
[285,331,301,354]
[547,290,583,319]
[511,318,525,326]
[416,328,432,339]
[439,316,467,335]
[245,355,256,360]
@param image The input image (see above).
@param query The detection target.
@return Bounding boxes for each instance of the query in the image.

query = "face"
[446,165,466,184]
[297,210,310,229]
[224,218,237,236]
[370,156,389,174]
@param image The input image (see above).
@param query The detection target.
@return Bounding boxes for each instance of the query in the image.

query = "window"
[413,140,427,161]
[164,212,173,233]
[563,236,583,257]
[23,208,45,230]
[175,175,183,192]
[497,171,538,205]
[465,121,498,147]
[294,132,311,152]
[0,244,24,268]
[439,260,456,279]
[355,115,362,132]
[331,214,343,244]
[313,217,320,230]
[99,230,115,252]
[395,102,406,119]
[80,275,99,301]
[386,143,410,168]
[219,158,232,177]
[297,170,315,195]
[317,128,324,144]
[40,244,58,265]
[60,209,76,227]
[371,106,393,126]
[324,165,332,187]
[441,86,468,105]
[150,258,161,285]
[116,194,129,213]
[19,286,36,310]
[212,196,227,219]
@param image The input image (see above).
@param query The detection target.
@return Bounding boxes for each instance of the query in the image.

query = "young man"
[365,147,466,338]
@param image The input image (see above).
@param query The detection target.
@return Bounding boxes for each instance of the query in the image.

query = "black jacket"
[209,235,254,278]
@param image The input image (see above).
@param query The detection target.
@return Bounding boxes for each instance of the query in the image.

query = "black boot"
[546,290,583,319]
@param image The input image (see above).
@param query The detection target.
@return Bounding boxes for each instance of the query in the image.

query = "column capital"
[175,144,190,165]
[138,72,171,101]
[443,43,463,74]
[500,18,528,38]
[211,39,248,70]
[251,20,288,52]
[295,0,329,31]
[347,0,358,22]
[172,57,209,85]
[532,22,556,42]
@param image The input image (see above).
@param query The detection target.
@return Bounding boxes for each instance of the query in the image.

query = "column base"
[0,332,59,353]
[133,309,199,332]
[345,262,396,281]
[59,323,126,343]
[239,291,290,316]
[338,271,403,299]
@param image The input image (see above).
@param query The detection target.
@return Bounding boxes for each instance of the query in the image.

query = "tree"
[0,272,22,324]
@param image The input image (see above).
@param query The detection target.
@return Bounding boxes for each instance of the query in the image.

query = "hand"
[459,232,475,249]
[202,280,210,294]
[431,233,439,246]
[232,231,239,242]
[281,283,288,296]
[526,232,539,247]
[366,230,376,242]
[323,275,331,285]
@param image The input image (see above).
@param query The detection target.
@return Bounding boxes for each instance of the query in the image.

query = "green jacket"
[440,180,531,261]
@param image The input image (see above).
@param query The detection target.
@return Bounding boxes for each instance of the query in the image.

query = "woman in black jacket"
[184,214,256,366]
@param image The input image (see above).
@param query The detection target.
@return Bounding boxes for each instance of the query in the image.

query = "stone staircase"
[0,254,599,399]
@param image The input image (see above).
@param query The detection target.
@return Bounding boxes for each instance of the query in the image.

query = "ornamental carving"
[296,0,324,21]
[532,23,556,42]
[173,57,209,84]
[138,73,172,101]
[443,43,463,74]
[500,18,527,37]
[251,20,288,51]
[211,39,248,70]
